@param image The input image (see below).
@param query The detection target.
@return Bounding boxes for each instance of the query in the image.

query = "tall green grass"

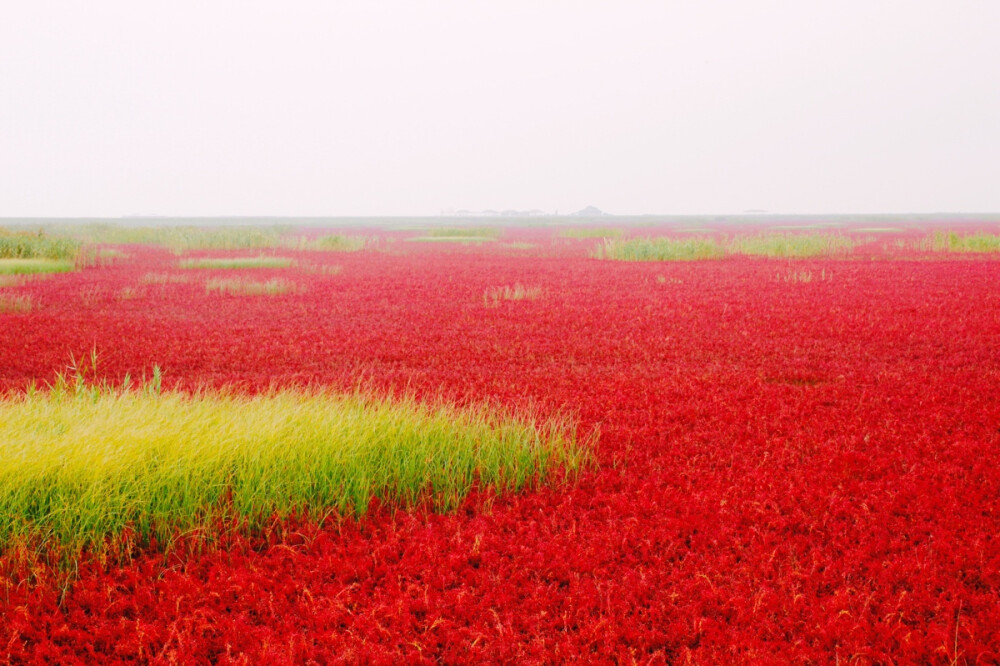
[593,236,725,261]
[0,228,82,261]
[0,374,589,557]
[729,232,855,257]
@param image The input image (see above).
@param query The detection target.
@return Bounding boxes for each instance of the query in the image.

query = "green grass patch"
[918,230,1000,253]
[0,258,76,275]
[205,278,295,296]
[178,255,295,270]
[290,234,371,252]
[62,225,288,252]
[594,232,857,261]
[558,227,623,239]
[593,236,725,261]
[729,233,855,257]
[408,227,501,243]
[0,375,589,557]
[0,228,83,261]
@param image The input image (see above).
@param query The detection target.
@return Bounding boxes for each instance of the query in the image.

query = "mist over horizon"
[2,1,999,217]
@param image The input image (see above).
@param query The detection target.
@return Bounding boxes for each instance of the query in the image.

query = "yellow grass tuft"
[0,377,590,557]
[0,293,33,313]
[205,278,295,296]
[484,284,544,307]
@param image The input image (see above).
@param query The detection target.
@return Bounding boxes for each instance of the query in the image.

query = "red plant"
[2,229,999,663]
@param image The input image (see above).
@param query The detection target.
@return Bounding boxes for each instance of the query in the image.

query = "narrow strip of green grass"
[593,233,856,261]
[425,227,500,238]
[0,379,589,556]
[593,236,725,261]
[558,228,623,239]
[205,278,295,295]
[178,255,294,269]
[0,258,76,274]
[289,234,371,252]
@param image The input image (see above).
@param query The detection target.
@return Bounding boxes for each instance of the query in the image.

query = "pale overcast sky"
[1,1,998,216]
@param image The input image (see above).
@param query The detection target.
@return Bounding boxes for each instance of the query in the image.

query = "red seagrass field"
[2,221,999,663]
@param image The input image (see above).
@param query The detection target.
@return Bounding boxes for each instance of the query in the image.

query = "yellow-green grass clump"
[484,284,543,307]
[63,225,288,252]
[178,255,295,270]
[0,294,33,313]
[0,228,83,261]
[0,380,588,555]
[728,232,855,257]
[593,236,725,261]
[594,233,857,261]
[558,227,623,239]
[409,227,500,243]
[205,277,295,296]
[920,230,1000,253]
[291,234,371,252]
[0,258,77,275]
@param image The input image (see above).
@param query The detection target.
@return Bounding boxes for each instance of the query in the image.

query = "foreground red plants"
[2,227,999,663]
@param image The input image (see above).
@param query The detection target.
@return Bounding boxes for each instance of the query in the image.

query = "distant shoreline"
[3,212,1000,228]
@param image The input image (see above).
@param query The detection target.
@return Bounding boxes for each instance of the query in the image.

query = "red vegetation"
[2,229,1000,663]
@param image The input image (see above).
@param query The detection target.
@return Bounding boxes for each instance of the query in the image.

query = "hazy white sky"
[1,1,998,216]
